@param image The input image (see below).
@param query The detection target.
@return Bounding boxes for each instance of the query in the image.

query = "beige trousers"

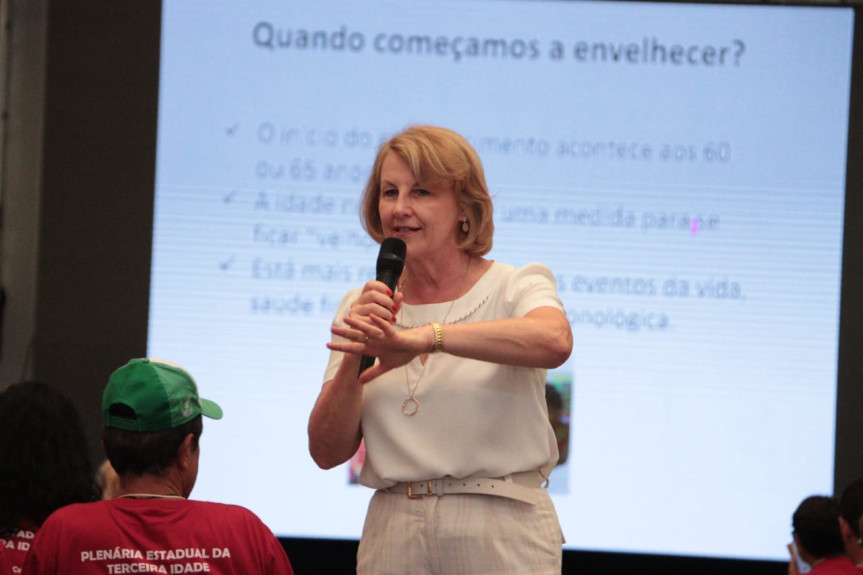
[357,488,564,575]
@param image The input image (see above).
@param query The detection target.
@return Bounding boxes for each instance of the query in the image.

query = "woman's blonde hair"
[360,125,494,256]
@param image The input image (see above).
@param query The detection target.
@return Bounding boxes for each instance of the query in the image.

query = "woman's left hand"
[329,313,428,384]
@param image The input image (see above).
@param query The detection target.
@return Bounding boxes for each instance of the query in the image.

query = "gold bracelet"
[431,322,444,353]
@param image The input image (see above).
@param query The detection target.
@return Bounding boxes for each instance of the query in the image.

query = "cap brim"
[200,398,223,420]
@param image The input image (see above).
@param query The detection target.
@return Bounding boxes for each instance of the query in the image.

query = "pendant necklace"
[400,258,470,416]
[401,298,455,416]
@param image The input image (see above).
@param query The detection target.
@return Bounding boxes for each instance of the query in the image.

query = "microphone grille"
[380,237,406,260]
[377,238,407,276]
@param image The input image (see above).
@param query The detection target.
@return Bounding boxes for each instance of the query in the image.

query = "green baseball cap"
[102,358,223,432]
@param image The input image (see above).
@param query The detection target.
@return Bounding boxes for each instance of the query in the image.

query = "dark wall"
[34,1,159,460]
[834,7,863,497]
[28,1,860,574]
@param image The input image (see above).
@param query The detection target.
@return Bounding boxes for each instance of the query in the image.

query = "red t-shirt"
[810,556,863,575]
[1,524,38,574]
[21,498,293,575]
[0,545,12,575]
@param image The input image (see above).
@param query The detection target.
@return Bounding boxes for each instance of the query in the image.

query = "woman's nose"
[393,192,412,215]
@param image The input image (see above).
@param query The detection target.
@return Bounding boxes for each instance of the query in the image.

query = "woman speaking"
[308,125,573,574]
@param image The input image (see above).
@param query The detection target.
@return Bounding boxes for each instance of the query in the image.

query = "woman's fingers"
[329,325,367,347]
[328,285,401,371]
[343,316,387,340]
[351,281,397,322]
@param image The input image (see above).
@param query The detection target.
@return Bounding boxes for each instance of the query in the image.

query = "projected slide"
[149,0,854,561]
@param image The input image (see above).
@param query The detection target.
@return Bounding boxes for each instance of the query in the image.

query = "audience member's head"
[100,358,222,497]
[792,495,847,563]
[839,478,863,565]
[0,380,100,534]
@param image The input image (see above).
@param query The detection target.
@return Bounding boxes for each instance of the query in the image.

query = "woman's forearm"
[308,354,364,469]
[437,307,572,368]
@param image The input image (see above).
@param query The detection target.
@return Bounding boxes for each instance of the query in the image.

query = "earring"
[461,218,469,233]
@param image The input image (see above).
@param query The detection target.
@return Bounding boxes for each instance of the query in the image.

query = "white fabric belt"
[382,469,546,505]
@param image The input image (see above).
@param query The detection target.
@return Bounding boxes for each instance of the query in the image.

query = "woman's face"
[378,152,461,262]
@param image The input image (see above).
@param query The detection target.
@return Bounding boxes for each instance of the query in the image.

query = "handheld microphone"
[359,237,407,375]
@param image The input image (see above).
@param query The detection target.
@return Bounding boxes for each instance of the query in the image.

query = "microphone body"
[359,238,406,375]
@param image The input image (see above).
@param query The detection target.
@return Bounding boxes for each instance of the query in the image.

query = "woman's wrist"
[430,322,444,353]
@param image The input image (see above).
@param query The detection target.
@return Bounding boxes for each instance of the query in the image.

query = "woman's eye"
[382,188,397,197]
[415,188,430,196]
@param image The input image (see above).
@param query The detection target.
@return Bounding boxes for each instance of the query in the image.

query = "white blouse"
[323,261,565,488]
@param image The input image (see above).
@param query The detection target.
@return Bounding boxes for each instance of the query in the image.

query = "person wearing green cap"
[22,358,294,575]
